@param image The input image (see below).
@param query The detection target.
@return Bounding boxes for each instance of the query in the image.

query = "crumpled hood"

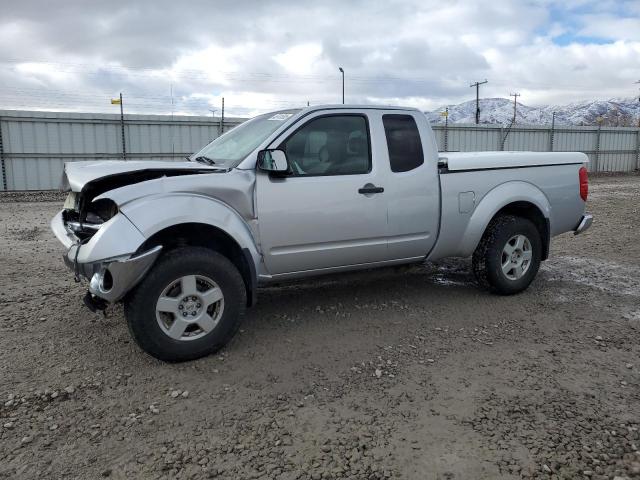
[62,160,221,192]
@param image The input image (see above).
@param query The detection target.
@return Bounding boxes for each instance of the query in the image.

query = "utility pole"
[510,92,521,124]
[635,80,640,128]
[170,84,175,156]
[208,109,217,142]
[338,67,344,104]
[635,81,640,168]
[220,97,225,136]
[595,116,603,172]
[0,112,6,190]
[120,93,126,160]
[111,93,127,160]
[469,79,488,124]
[444,107,449,152]
[549,111,556,152]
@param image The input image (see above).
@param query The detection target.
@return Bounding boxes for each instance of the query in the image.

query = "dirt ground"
[1,175,639,480]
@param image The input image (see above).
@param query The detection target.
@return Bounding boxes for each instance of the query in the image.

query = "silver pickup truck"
[51,105,592,361]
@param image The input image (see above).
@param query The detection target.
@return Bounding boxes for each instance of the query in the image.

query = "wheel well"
[491,202,550,260]
[138,223,256,306]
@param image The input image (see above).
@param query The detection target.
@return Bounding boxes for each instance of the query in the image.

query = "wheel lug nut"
[196,303,201,308]
[191,312,197,316]
[182,312,187,317]
[192,296,197,301]
[178,305,183,310]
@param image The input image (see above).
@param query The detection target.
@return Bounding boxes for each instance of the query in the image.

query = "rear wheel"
[125,247,246,362]
[472,215,542,295]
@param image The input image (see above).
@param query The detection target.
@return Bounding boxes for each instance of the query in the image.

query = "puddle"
[541,256,640,322]
[422,260,474,287]
[431,276,469,287]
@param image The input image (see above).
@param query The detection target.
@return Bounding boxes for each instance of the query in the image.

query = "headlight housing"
[63,197,119,240]
[85,198,119,224]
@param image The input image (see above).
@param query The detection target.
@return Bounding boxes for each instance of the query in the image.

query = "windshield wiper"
[192,155,216,166]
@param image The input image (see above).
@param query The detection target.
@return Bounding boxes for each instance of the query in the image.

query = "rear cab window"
[382,114,424,173]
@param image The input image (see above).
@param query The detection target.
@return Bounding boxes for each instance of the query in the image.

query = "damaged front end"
[51,159,233,310]
[52,184,162,310]
[61,194,118,242]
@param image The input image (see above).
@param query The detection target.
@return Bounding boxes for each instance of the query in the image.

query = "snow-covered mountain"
[426,98,640,127]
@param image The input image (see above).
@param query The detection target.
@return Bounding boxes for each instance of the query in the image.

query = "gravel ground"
[0,175,639,480]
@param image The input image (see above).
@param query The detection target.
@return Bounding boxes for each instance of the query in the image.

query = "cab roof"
[300,104,421,114]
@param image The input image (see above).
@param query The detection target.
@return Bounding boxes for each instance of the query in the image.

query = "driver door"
[256,111,389,276]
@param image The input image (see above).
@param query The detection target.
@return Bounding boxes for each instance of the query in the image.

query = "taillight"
[579,166,588,202]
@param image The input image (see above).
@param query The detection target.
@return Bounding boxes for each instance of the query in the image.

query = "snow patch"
[426,97,640,127]
[541,256,640,298]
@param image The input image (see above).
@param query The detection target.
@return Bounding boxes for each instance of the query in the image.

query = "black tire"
[124,247,246,362]
[472,214,542,295]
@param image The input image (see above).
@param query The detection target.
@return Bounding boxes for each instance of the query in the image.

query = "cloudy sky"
[1,0,639,117]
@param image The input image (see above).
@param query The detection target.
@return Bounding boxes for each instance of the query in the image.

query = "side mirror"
[257,149,289,173]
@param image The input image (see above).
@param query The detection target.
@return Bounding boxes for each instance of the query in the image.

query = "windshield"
[191,109,300,168]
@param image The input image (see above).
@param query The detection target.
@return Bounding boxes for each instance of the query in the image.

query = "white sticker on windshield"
[268,113,293,121]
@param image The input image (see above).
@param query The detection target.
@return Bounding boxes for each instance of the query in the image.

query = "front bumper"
[86,246,162,302]
[51,210,162,302]
[574,213,593,235]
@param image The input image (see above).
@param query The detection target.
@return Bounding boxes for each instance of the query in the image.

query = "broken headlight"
[63,198,119,240]
[85,198,119,224]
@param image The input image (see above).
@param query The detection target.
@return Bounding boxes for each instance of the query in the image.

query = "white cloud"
[274,44,323,74]
[0,0,638,116]
[579,13,640,41]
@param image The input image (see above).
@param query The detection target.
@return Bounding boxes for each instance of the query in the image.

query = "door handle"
[358,183,384,195]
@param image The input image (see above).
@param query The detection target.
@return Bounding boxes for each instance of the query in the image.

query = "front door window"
[280,115,371,176]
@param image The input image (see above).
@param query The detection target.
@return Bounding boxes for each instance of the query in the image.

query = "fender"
[65,211,148,264]
[458,181,551,257]
[119,193,262,266]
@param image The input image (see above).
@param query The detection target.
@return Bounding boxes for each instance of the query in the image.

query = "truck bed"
[428,152,588,261]
[441,151,587,172]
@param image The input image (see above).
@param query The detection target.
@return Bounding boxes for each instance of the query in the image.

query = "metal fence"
[432,123,640,173]
[1,110,639,190]
[0,110,243,190]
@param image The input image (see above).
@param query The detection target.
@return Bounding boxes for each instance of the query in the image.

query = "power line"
[0,89,314,116]
[2,58,424,85]
[0,95,296,116]
[5,58,638,118]
[0,58,451,83]
[3,58,633,95]
[0,86,316,106]
[1,58,511,91]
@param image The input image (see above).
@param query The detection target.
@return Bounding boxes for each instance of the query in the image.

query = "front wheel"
[124,247,246,362]
[472,215,542,295]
